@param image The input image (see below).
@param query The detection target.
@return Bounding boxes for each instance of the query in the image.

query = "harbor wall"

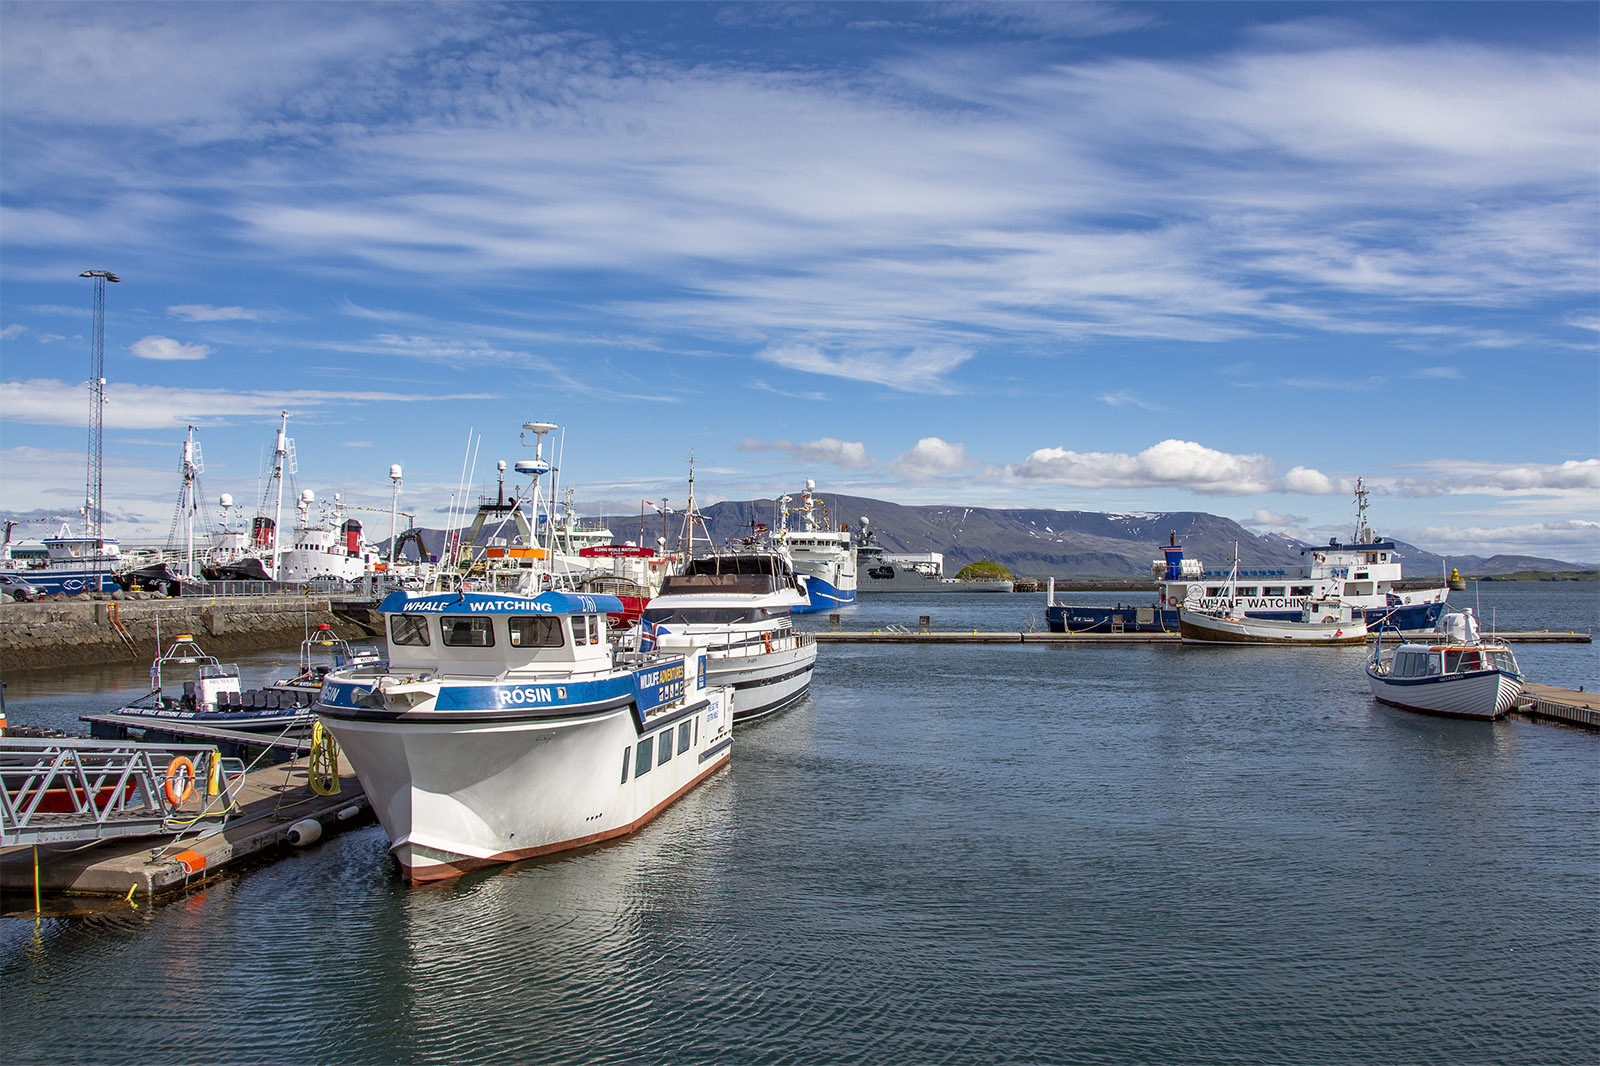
[0,596,347,672]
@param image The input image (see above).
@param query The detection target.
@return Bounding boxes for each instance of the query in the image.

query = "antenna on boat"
[1353,476,1372,544]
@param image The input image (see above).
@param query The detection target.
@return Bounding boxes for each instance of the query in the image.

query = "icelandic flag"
[640,617,665,652]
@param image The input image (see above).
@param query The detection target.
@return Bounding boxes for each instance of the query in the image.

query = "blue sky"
[2,1,1596,562]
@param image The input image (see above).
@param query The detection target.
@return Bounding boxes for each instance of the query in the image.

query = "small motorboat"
[105,635,318,734]
[1366,608,1522,720]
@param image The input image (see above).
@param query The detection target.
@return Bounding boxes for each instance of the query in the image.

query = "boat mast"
[679,452,698,557]
[1353,475,1372,544]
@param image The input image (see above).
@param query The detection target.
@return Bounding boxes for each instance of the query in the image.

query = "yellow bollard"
[207,749,221,796]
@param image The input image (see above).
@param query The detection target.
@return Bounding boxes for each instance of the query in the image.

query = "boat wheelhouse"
[1366,609,1522,720]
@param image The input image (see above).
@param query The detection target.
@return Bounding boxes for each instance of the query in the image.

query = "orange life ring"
[164,756,196,805]
[763,632,773,653]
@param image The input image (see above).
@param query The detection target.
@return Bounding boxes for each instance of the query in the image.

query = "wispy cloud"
[169,304,260,322]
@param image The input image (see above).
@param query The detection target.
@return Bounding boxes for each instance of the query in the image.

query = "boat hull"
[859,574,1014,593]
[318,689,732,882]
[1048,600,1445,635]
[705,636,817,721]
[792,574,857,614]
[1179,611,1368,645]
[1366,669,1523,720]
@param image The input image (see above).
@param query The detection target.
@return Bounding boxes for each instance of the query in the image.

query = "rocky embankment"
[0,595,357,671]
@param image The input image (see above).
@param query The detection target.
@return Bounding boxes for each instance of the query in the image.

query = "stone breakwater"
[0,596,346,672]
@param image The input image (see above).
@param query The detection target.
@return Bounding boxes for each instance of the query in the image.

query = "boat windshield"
[641,606,770,626]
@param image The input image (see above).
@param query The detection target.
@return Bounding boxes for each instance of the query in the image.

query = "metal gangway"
[0,737,245,848]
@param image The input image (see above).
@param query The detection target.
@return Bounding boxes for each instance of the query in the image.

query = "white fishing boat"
[316,588,733,883]
[1366,609,1523,720]
[1179,544,1368,644]
[635,459,817,722]
[780,480,858,613]
[1179,599,1368,645]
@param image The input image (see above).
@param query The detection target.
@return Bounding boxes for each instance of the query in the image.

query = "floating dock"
[0,749,370,906]
[814,630,1590,644]
[1515,683,1600,730]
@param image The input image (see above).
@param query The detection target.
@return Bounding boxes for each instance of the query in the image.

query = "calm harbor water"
[3,583,1596,1065]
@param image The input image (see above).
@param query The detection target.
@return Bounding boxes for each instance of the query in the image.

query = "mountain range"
[601,494,1595,580]
[394,494,1595,579]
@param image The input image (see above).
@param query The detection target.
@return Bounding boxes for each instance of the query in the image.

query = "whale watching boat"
[1048,478,1448,634]
[780,480,858,614]
[1178,545,1369,645]
[316,588,733,883]
[1366,608,1522,720]
[637,464,816,722]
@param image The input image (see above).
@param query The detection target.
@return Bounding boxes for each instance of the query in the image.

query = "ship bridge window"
[389,614,431,647]
[442,616,495,648]
[509,616,564,648]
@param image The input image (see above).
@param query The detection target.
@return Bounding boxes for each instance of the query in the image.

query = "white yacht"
[316,588,733,883]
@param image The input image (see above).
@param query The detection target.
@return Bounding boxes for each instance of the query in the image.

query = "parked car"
[0,574,41,601]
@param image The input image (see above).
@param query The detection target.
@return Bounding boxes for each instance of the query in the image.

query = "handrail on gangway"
[0,737,245,847]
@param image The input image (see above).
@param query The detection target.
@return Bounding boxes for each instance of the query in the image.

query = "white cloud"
[1009,439,1277,496]
[1,324,25,340]
[1280,466,1346,495]
[887,438,978,479]
[738,437,877,470]
[755,343,975,393]
[168,304,260,322]
[1399,519,1600,561]
[129,335,211,361]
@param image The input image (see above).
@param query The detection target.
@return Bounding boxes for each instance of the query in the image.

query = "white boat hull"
[1179,609,1368,645]
[705,635,817,721]
[1367,668,1523,720]
[320,690,732,882]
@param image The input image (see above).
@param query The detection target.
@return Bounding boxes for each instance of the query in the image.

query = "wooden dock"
[814,629,1590,645]
[1515,683,1600,730]
[0,754,371,907]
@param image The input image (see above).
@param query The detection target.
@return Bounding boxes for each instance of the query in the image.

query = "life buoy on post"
[763,632,773,653]
[164,756,196,806]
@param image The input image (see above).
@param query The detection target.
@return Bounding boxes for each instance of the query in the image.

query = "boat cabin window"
[508,616,564,648]
[1235,587,1258,598]
[1291,586,1313,597]
[658,730,673,765]
[1446,650,1484,673]
[569,616,602,646]
[442,615,495,648]
[678,720,692,755]
[390,614,432,647]
[1490,650,1518,672]
[635,736,653,776]
[641,606,768,626]
[1262,586,1285,597]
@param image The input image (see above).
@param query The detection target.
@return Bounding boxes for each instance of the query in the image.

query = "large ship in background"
[855,522,1014,593]
[1046,479,1450,634]
[781,480,858,614]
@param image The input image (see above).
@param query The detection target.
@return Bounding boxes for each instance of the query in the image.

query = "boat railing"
[0,736,245,847]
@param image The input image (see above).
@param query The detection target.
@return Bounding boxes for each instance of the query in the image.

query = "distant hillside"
[384,495,1596,580]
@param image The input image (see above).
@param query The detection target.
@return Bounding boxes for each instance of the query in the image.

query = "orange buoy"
[164,756,196,806]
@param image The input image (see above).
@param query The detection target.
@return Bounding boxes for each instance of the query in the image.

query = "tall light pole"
[388,463,403,566]
[80,269,119,591]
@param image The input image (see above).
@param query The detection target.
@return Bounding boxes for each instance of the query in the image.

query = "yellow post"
[33,845,41,926]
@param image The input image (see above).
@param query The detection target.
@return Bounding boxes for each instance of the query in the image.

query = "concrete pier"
[0,595,355,672]
[0,754,371,906]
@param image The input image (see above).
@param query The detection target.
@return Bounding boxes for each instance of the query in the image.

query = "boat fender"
[287,819,323,846]
[336,804,362,822]
[163,757,196,806]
